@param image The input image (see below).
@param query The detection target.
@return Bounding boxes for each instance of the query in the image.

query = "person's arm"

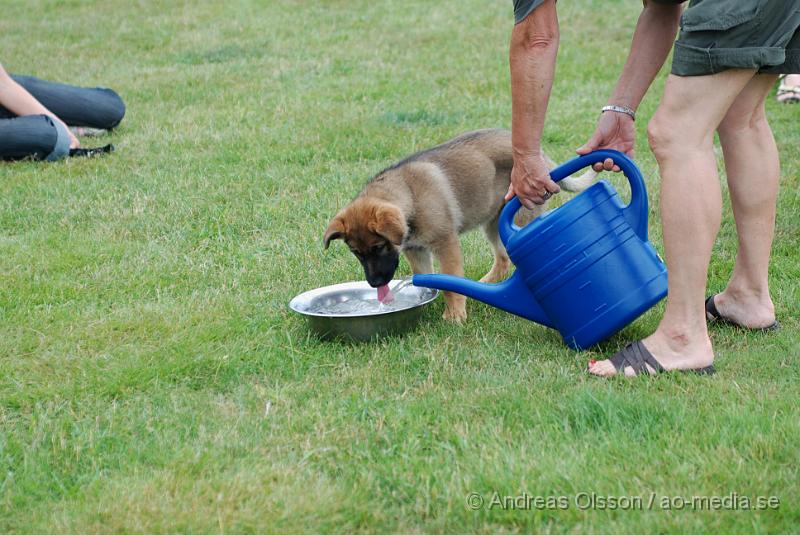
[0,64,79,148]
[506,0,561,208]
[576,0,682,171]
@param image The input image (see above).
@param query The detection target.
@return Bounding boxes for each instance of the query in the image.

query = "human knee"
[647,111,680,162]
[31,115,69,161]
[0,114,67,161]
[95,88,126,129]
[29,115,62,159]
[44,116,70,161]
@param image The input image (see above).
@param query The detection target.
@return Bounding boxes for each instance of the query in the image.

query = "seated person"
[0,63,125,161]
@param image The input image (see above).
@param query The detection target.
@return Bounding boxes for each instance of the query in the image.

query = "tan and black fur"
[323,129,596,322]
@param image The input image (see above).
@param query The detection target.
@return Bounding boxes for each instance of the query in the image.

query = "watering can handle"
[498,149,649,245]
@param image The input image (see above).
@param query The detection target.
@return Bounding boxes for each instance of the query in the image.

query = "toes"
[587,359,618,377]
[588,360,657,377]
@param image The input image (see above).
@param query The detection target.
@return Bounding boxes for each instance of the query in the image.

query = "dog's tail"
[558,168,598,193]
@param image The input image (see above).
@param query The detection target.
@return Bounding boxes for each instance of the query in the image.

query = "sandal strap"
[609,341,665,376]
[640,342,666,374]
[705,295,721,320]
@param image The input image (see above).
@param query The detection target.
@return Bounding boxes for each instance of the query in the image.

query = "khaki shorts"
[672,0,800,76]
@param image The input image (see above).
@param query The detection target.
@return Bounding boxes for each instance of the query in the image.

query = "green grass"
[1,0,798,532]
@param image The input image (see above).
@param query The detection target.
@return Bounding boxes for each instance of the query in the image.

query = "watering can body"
[412,150,667,350]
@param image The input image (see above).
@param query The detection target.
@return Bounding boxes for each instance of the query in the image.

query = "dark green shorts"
[513,0,546,24]
[672,0,800,76]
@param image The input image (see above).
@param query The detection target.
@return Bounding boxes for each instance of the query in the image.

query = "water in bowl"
[378,277,415,305]
[390,277,414,295]
[312,292,421,316]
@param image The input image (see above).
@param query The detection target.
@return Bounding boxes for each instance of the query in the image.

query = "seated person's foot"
[777,74,800,104]
[69,126,109,137]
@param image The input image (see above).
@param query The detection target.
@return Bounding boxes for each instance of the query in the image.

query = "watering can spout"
[411,272,553,327]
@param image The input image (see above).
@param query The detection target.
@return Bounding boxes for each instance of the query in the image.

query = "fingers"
[515,180,560,208]
[504,183,514,202]
[515,187,541,209]
[578,110,638,172]
[515,183,539,209]
[575,135,599,156]
[591,158,622,173]
[545,177,560,195]
[602,158,616,172]
[506,182,540,209]
[510,153,561,208]
[590,160,613,172]
[581,138,616,171]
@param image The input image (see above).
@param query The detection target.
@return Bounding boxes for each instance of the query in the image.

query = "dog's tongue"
[377,284,394,304]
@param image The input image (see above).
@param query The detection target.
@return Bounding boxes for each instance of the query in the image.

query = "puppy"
[323,129,596,321]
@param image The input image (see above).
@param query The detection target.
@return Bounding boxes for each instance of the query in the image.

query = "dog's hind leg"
[404,247,434,274]
[479,218,511,283]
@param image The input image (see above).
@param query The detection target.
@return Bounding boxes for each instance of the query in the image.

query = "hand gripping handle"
[498,150,648,245]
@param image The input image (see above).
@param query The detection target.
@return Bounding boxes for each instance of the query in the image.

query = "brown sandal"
[705,295,780,332]
[596,340,715,377]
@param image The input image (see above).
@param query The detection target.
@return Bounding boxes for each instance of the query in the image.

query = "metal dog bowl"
[289,280,439,341]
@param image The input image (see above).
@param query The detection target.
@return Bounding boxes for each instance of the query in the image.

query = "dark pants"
[0,75,125,161]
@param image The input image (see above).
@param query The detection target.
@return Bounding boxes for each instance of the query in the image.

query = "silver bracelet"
[601,105,636,121]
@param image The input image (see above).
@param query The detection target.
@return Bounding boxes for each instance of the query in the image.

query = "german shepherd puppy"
[323,129,596,322]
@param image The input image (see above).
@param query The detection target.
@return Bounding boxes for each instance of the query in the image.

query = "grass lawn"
[1,0,798,532]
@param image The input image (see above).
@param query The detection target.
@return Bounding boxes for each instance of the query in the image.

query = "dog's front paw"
[443,305,467,323]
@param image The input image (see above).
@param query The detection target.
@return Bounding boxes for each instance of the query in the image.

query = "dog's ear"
[323,216,346,249]
[372,204,406,246]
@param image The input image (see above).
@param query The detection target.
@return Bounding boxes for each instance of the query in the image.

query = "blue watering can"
[412,150,667,349]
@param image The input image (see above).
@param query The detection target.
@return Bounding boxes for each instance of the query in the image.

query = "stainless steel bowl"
[289,280,439,341]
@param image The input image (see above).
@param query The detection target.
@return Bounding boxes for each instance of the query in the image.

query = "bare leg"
[590,69,757,377]
[479,219,511,283]
[714,74,779,328]
[434,235,467,322]
[403,247,434,274]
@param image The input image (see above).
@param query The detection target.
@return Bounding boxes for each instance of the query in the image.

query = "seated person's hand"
[576,111,635,172]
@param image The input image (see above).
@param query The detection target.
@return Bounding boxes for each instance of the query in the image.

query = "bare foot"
[588,327,714,377]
